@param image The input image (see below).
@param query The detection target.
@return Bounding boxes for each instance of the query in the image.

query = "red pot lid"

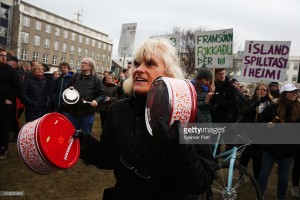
[36,112,80,169]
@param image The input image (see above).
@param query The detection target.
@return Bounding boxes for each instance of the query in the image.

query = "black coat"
[211,77,239,122]
[80,95,213,200]
[21,74,50,122]
[66,73,105,116]
[53,73,73,112]
[260,104,298,159]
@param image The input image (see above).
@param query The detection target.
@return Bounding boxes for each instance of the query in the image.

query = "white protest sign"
[150,34,181,53]
[240,41,291,83]
[118,23,137,56]
[195,29,233,69]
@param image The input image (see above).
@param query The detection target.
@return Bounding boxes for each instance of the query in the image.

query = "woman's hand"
[90,100,98,107]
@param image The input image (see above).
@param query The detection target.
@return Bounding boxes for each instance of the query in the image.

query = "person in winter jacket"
[98,74,118,132]
[21,64,51,122]
[238,83,273,179]
[195,67,215,123]
[258,83,300,200]
[0,48,22,158]
[53,62,73,113]
[64,57,105,135]
[73,38,214,200]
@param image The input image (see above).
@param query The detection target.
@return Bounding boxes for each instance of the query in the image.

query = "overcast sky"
[23,0,300,58]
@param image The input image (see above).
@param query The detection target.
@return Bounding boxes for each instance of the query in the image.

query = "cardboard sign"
[240,41,291,83]
[195,29,233,69]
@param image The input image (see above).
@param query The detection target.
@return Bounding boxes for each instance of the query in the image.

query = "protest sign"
[240,41,291,83]
[118,23,137,56]
[195,29,233,69]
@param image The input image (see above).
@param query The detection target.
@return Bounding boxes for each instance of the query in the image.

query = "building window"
[54,27,60,36]
[103,43,106,50]
[44,38,50,48]
[292,75,297,82]
[34,35,40,46]
[63,30,68,38]
[61,57,66,62]
[102,54,105,62]
[70,45,75,54]
[22,16,30,27]
[52,55,58,65]
[78,47,82,56]
[107,56,110,62]
[85,37,89,45]
[78,35,83,43]
[97,52,100,60]
[108,45,112,52]
[35,21,41,30]
[20,49,28,60]
[0,26,7,37]
[21,32,29,43]
[98,41,101,48]
[76,60,80,69]
[92,39,96,47]
[84,49,88,57]
[0,7,9,19]
[91,51,94,58]
[62,43,67,52]
[71,33,76,41]
[70,59,74,68]
[43,54,49,63]
[33,51,39,61]
[54,41,59,50]
[45,24,51,33]
[293,63,299,70]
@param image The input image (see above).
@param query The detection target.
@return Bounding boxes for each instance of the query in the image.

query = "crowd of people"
[0,36,300,199]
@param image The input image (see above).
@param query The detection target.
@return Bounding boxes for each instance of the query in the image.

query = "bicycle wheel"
[210,163,262,200]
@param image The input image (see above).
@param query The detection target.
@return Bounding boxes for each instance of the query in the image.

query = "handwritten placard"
[195,29,233,69]
[240,41,291,83]
[150,34,181,53]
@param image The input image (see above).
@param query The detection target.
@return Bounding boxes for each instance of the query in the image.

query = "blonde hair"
[123,37,185,94]
[32,64,44,71]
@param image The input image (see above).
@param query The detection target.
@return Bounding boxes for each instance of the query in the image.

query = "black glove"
[73,130,92,146]
[152,118,191,160]
[252,99,261,108]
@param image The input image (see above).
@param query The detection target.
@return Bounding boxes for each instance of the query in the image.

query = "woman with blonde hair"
[74,38,213,199]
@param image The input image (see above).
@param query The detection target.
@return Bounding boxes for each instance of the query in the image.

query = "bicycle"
[209,131,263,200]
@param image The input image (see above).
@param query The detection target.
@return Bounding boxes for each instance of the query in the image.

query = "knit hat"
[196,67,213,80]
[268,82,279,86]
[7,55,18,63]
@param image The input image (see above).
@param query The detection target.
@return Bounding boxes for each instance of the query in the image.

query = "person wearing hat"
[258,83,300,200]
[268,81,280,99]
[195,67,215,123]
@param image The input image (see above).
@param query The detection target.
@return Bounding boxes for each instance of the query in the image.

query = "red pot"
[17,112,80,174]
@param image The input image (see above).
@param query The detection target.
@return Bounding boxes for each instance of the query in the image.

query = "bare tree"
[171,27,206,77]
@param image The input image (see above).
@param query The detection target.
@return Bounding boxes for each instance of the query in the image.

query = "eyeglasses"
[120,148,150,180]
[81,62,88,65]
[0,54,7,58]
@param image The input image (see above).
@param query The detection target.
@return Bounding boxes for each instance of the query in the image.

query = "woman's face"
[105,75,113,83]
[33,66,44,76]
[286,90,298,101]
[132,55,168,96]
[256,86,267,97]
